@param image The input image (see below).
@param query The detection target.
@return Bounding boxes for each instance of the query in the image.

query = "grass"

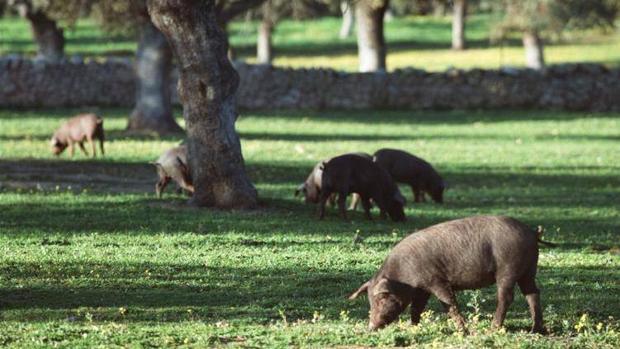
[1,14,619,71]
[0,108,619,347]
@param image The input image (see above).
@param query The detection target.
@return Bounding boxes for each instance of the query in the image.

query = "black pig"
[349,215,550,333]
[373,148,445,203]
[318,154,406,221]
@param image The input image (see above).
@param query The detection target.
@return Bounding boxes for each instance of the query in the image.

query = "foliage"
[492,0,620,39]
[0,108,619,346]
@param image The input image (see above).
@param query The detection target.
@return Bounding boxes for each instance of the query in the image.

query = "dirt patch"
[0,159,157,194]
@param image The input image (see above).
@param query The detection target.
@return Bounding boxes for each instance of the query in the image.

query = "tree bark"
[127,21,183,135]
[433,0,447,17]
[147,0,258,209]
[339,1,354,39]
[355,0,389,72]
[256,3,274,64]
[523,30,545,70]
[22,9,64,61]
[451,0,467,50]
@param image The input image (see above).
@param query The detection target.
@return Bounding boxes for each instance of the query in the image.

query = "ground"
[0,108,618,347]
[1,14,619,71]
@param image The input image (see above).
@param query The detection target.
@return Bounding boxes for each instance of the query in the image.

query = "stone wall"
[1,56,619,111]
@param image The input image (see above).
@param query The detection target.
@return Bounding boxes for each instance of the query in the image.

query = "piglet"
[349,215,551,333]
[152,145,194,198]
[50,113,105,157]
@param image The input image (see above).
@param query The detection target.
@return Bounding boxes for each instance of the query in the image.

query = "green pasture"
[0,108,618,347]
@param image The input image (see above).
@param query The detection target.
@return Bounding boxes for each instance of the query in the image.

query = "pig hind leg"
[360,196,373,220]
[492,280,516,330]
[518,275,544,333]
[78,142,89,156]
[431,285,467,332]
[411,184,424,203]
[410,288,431,325]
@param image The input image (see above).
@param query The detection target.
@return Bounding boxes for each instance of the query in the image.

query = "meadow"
[1,14,619,71]
[0,108,618,347]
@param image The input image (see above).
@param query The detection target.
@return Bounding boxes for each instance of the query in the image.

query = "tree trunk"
[23,10,64,61]
[355,0,389,72]
[256,5,273,64]
[148,0,258,209]
[451,0,467,50]
[339,1,354,39]
[523,30,545,70]
[127,21,183,135]
[433,0,447,17]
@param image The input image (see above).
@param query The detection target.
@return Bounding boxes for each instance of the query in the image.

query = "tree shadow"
[0,261,616,325]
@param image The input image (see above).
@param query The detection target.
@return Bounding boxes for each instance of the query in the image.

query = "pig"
[318,153,406,222]
[152,145,194,198]
[50,113,105,157]
[349,215,551,334]
[295,152,371,210]
[373,148,445,203]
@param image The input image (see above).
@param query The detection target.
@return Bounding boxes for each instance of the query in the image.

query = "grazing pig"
[373,148,445,203]
[152,145,194,198]
[50,113,105,157]
[349,215,550,333]
[295,153,371,209]
[319,154,406,222]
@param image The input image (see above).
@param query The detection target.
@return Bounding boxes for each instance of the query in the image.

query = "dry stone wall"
[1,56,618,111]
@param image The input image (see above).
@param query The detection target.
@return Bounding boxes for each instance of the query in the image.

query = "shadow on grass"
[0,262,617,325]
[1,158,618,246]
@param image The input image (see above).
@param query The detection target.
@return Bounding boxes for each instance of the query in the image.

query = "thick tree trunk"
[451,0,467,50]
[24,10,64,61]
[127,21,183,135]
[523,30,545,70]
[355,0,389,72]
[256,6,274,64]
[148,0,258,209]
[339,1,354,39]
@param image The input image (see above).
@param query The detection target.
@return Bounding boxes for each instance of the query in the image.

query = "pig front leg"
[431,285,467,333]
[318,191,330,220]
[156,176,171,198]
[337,192,348,221]
[410,288,431,325]
[68,142,75,157]
[87,136,97,157]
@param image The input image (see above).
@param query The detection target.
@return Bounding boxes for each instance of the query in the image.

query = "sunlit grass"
[1,14,618,71]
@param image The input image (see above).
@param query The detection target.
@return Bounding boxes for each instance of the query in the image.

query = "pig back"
[381,216,539,290]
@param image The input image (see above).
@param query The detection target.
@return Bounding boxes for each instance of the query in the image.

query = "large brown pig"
[349,215,550,333]
[50,113,105,157]
[373,148,445,203]
[152,145,194,198]
[319,154,406,222]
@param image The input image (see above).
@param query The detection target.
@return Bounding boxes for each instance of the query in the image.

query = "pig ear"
[372,278,394,296]
[348,280,371,300]
[319,161,327,171]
